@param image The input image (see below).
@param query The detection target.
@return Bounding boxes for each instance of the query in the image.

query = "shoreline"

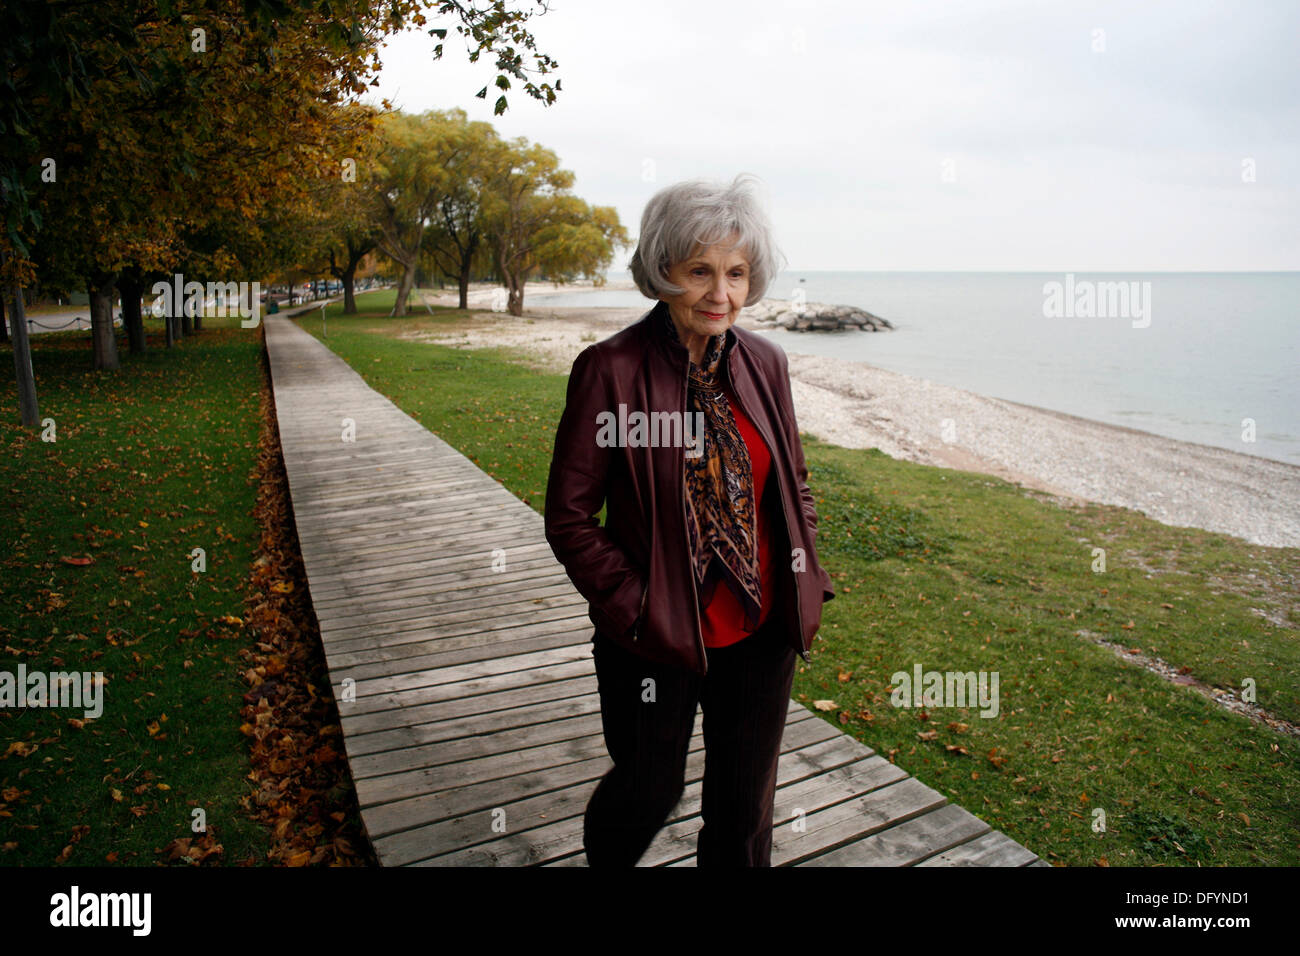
[406,283,1300,549]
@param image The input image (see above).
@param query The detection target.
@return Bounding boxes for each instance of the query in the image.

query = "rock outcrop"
[742,299,894,332]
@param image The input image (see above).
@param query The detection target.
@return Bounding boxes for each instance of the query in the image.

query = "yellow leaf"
[812,700,837,711]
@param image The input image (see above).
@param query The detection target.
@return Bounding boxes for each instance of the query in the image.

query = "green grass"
[0,315,269,864]
[296,292,1300,867]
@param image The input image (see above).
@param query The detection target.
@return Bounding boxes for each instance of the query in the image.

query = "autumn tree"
[374,110,471,316]
[420,116,510,310]
[482,139,626,316]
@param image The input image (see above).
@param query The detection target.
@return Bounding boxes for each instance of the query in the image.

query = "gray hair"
[628,173,785,307]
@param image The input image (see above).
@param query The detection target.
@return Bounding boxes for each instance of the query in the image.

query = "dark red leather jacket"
[544,299,834,676]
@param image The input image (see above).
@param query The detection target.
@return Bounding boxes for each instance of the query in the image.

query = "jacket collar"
[645,298,742,369]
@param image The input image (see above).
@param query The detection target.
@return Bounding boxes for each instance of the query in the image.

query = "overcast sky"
[363,0,1299,272]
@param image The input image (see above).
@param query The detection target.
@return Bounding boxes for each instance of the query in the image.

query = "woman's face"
[660,237,751,348]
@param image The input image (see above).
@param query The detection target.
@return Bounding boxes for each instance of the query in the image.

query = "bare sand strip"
[404,283,1299,549]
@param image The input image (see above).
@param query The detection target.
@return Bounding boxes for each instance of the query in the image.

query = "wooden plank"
[914,830,1038,867]
[318,592,590,645]
[797,803,992,866]
[327,613,594,671]
[343,674,599,744]
[351,711,608,780]
[769,777,949,865]
[338,659,595,719]
[332,625,594,683]
[345,688,603,757]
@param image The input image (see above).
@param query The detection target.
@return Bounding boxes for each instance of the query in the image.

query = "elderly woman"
[544,173,833,867]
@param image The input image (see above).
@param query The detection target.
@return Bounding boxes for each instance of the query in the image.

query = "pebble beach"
[406,281,1300,549]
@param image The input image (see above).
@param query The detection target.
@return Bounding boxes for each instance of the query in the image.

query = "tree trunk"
[166,290,177,348]
[88,277,120,370]
[4,254,39,426]
[119,273,145,354]
[180,287,194,336]
[0,291,8,343]
[457,261,471,311]
[392,262,416,317]
[342,262,358,315]
[500,259,526,317]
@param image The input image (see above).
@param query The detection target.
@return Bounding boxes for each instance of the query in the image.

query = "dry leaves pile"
[222,355,376,867]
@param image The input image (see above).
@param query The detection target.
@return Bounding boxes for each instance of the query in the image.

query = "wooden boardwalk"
[263,311,1048,867]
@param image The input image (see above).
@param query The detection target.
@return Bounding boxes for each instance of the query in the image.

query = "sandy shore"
[405,281,1300,549]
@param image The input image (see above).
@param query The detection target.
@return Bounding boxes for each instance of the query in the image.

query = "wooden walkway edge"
[262,311,1049,867]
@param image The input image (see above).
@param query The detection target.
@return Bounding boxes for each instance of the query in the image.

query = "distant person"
[544,173,834,866]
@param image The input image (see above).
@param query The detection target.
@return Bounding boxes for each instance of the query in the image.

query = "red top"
[700,389,778,648]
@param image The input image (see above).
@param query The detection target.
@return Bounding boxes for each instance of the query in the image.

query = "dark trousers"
[583,615,797,867]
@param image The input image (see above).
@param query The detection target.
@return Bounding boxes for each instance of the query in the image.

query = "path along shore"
[404,281,1300,549]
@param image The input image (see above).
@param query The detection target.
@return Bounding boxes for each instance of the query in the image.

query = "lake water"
[530,271,1300,466]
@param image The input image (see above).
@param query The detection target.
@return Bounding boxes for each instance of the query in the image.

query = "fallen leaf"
[812,700,837,711]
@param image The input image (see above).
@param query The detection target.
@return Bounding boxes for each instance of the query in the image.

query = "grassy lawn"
[295,290,1300,867]
[0,315,273,864]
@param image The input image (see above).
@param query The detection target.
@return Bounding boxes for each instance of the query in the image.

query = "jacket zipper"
[724,356,811,665]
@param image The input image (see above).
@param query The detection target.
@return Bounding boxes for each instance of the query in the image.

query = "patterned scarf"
[661,306,762,626]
